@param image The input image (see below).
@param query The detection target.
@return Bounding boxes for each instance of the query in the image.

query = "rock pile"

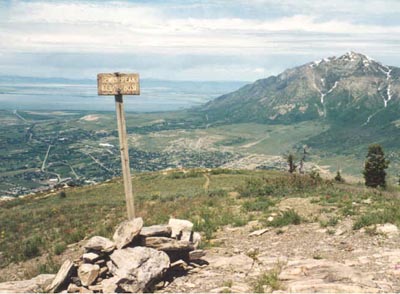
[46,217,204,293]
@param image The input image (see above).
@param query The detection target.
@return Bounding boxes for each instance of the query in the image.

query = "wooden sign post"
[97,72,140,220]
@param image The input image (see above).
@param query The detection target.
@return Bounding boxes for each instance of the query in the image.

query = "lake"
[0,79,246,112]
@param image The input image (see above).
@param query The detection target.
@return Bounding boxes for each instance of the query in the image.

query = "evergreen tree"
[363,144,389,188]
[287,154,297,173]
[334,170,344,183]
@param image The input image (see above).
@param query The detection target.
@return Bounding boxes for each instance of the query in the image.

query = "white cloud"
[1,1,400,55]
[0,0,400,80]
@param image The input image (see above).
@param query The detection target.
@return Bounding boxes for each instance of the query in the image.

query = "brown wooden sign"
[97,73,140,95]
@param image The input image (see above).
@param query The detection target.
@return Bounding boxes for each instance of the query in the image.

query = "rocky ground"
[2,197,400,293]
[160,218,400,293]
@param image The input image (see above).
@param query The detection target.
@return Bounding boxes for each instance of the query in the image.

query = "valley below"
[2,108,392,199]
[2,52,400,198]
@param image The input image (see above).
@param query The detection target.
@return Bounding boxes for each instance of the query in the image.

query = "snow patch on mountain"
[314,79,340,104]
[362,108,385,126]
[327,81,339,95]
[379,65,393,107]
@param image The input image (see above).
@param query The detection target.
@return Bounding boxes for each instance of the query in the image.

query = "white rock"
[210,286,231,293]
[376,223,398,237]
[181,231,192,242]
[192,232,202,248]
[335,228,346,236]
[143,236,194,251]
[84,236,115,253]
[171,259,188,269]
[169,218,193,240]
[88,284,103,291]
[208,254,253,272]
[78,264,100,287]
[82,252,100,263]
[287,280,379,293]
[140,225,171,237]
[189,249,206,261]
[279,259,381,293]
[249,228,270,237]
[0,274,55,293]
[101,277,119,293]
[267,216,274,222]
[113,217,143,249]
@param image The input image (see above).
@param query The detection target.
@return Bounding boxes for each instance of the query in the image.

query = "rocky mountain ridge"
[203,52,400,126]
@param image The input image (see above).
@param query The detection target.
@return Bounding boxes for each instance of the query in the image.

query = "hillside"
[1,169,400,292]
[203,52,400,125]
[202,52,400,165]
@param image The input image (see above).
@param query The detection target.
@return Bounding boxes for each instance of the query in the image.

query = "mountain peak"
[338,51,374,62]
[204,52,399,125]
[310,52,376,68]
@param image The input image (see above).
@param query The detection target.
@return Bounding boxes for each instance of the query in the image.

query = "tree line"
[286,144,394,188]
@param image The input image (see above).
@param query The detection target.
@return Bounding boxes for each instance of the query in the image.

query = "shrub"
[22,236,43,259]
[334,171,344,183]
[64,228,85,244]
[167,170,202,179]
[319,216,339,228]
[252,267,283,292]
[54,242,67,255]
[286,154,297,173]
[242,198,274,212]
[38,256,61,275]
[309,169,322,182]
[269,210,301,227]
[353,205,399,230]
[237,174,327,199]
[193,208,218,241]
[209,169,245,175]
[237,178,274,198]
[208,189,228,198]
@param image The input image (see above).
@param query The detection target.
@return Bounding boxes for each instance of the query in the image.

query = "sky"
[1,0,400,81]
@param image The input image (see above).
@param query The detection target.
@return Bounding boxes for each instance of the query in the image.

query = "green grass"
[252,266,284,293]
[0,169,266,268]
[269,210,302,227]
[1,167,400,279]
[353,204,400,230]
[319,216,339,228]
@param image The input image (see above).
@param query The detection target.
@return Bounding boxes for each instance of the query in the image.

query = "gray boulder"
[84,236,115,253]
[101,277,119,293]
[82,252,100,263]
[140,225,171,237]
[78,263,100,287]
[109,246,170,292]
[47,260,76,292]
[143,236,194,252]
[113,217,143,249]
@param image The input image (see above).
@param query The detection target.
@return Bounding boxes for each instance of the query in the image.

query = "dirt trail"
[203,173,210,191]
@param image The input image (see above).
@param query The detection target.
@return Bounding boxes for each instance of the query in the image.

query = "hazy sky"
[1,0,400,81]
